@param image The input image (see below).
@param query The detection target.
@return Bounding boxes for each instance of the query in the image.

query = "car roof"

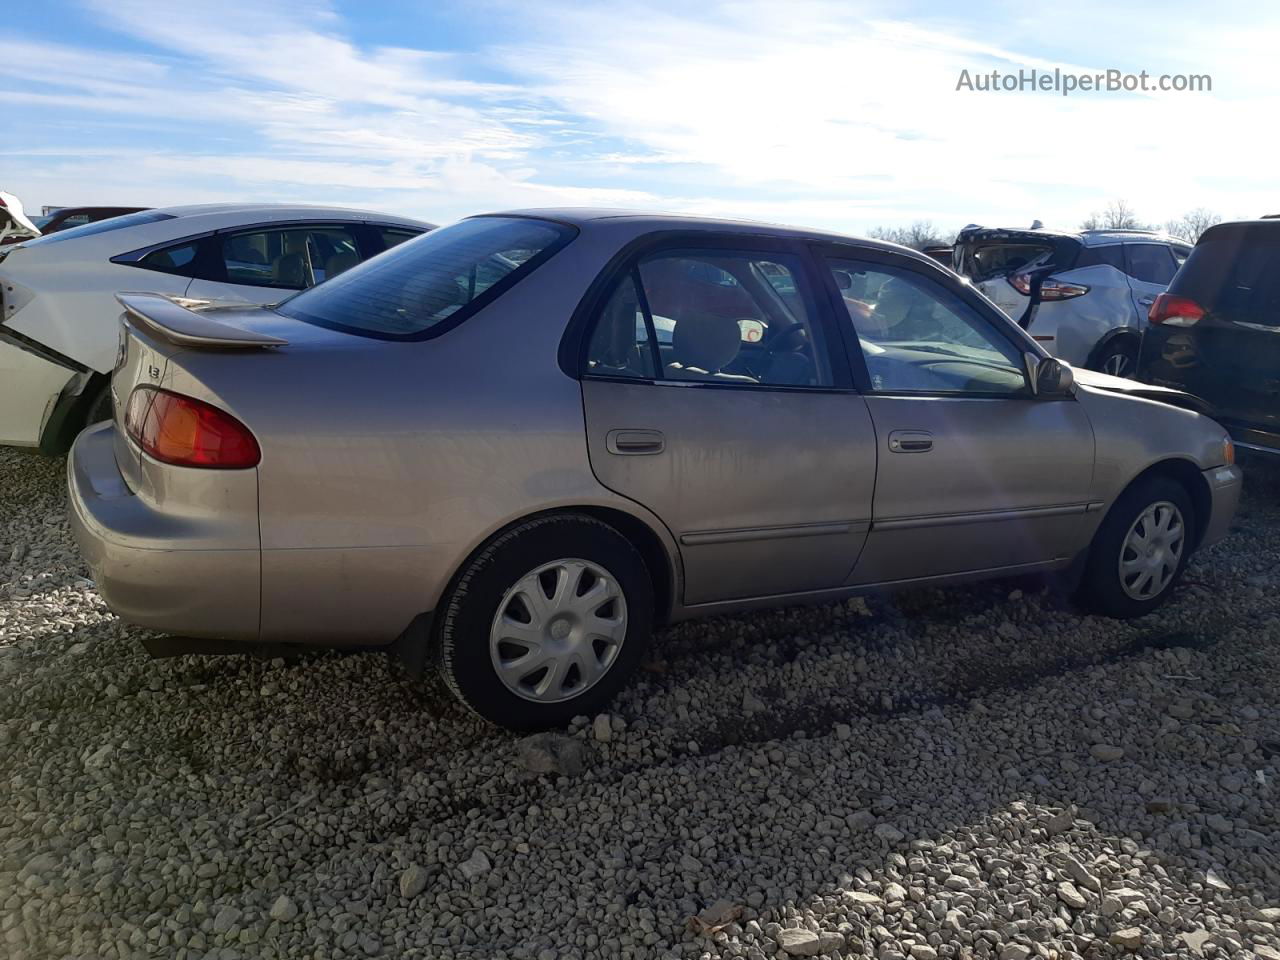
[1079,229,1187,247]
[1198,218,1280,240]
[475,207,942,264]
[155,202,432,226]
[957,224,1189,248]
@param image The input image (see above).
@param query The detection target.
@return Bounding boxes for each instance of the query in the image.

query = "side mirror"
[1025,353,1074,398]
[833,270,854,291]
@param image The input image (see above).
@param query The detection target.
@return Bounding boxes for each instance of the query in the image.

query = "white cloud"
[2,0,1278,232]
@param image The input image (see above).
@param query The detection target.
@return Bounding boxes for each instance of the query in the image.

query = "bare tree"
[1082,199,1150,231]
[1164,208,1222,242]
[867,220,949,250]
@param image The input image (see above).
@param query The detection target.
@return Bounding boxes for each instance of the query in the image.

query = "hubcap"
[1102,351,1131,377]
[1118,500,1185,601]
[489,558,627,703]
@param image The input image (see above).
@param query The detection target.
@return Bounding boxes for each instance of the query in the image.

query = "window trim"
[565,230,857,393]
[809,241,1049,401]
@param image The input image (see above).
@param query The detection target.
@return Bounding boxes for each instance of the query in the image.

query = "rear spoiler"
[116,292,288,348]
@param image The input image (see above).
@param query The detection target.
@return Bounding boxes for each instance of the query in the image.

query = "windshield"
[277,216,575,340]
[19,210,175,247]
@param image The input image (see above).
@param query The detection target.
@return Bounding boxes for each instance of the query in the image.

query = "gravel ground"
[2,446,1279,960]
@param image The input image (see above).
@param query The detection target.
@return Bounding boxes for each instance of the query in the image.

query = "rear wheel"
[435,514,653,729]
[1090,337,1139,378]
[1077,476,1194,618]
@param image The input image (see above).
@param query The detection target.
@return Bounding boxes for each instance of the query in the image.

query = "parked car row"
[56,209,1243,728]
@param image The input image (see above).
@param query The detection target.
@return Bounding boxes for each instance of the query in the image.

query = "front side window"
[1124,243,1177,285]
[277,216,574,339]
[584,248,832,387]
[827,257,1027,395]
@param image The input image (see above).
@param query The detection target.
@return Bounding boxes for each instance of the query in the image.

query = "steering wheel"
[764,319,810,353]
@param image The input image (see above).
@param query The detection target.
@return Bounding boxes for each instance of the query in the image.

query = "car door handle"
[606,429,665,455]
[1138,296,1155,306]
[888,430,933,453]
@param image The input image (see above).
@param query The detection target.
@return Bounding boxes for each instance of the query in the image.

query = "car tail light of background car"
[124,386,260,468]
[1008,272,1090,301]
[1148,293,1206,327]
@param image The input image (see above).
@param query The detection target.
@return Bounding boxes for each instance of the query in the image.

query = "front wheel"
[435,514,653,729]
[1076,476,1195,618]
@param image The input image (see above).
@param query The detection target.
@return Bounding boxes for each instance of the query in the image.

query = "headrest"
[672,313,741,372]
[275,252,308,287]
[325,252,359,279]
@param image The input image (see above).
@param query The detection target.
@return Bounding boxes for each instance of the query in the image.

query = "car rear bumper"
[1200,463,1243,550]
[67,421,261,640]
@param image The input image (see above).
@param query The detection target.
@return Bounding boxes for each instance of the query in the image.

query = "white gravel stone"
[269,895,298,923]
[2,447,1279,960]
[399,864,430,898]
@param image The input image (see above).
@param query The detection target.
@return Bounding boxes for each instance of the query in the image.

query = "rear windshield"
[1170,225,1280,321]
[20,210,174,246]
[277,216,575,340]
[954,236,1079,281]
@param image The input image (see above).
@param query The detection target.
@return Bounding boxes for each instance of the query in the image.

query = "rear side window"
[1124,243,1177,284]
[21,210,175,247]
[1075,245,1125,270]
[139,241,199,275]
[277,217,574,339]
[220,225,361,290]
[1172,227,1280,322]
[379,228,422,251]
[584,248,833,388]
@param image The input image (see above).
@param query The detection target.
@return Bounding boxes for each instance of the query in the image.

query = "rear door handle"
[888,430,933,453]
[1138,296,1156,306]
[606,429,665,455]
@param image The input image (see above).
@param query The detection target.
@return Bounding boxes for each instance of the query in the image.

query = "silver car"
[68,211,1243,729]
[954,225,1193,377]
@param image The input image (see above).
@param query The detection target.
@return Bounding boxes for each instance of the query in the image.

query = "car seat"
[666,313,757,382]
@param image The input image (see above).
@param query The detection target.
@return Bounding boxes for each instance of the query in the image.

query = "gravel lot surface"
[2,445,1279,960]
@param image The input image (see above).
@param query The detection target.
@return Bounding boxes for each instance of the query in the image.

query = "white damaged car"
[953,225,1192,378]
[0,204,430,453]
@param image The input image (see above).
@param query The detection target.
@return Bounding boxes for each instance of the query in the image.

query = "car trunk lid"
[953,226,1081,321]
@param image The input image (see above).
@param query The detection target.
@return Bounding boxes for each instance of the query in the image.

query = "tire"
[435,513,654,729]
[1090,337,1139,378]
[1076,476,1195,619]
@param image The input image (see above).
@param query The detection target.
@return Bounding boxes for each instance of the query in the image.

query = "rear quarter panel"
[176,223,680,645]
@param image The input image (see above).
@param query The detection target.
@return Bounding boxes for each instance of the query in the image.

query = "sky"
[1,0,1276,236]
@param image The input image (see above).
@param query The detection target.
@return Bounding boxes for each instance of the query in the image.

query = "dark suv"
[1137,219,1280,454]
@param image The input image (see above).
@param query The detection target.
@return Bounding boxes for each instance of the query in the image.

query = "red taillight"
[1148,293,1204,326]
[124,387,260,469]
[1008,273,1089,301]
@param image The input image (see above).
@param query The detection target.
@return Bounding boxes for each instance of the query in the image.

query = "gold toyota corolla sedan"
[67,210,1243,728]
